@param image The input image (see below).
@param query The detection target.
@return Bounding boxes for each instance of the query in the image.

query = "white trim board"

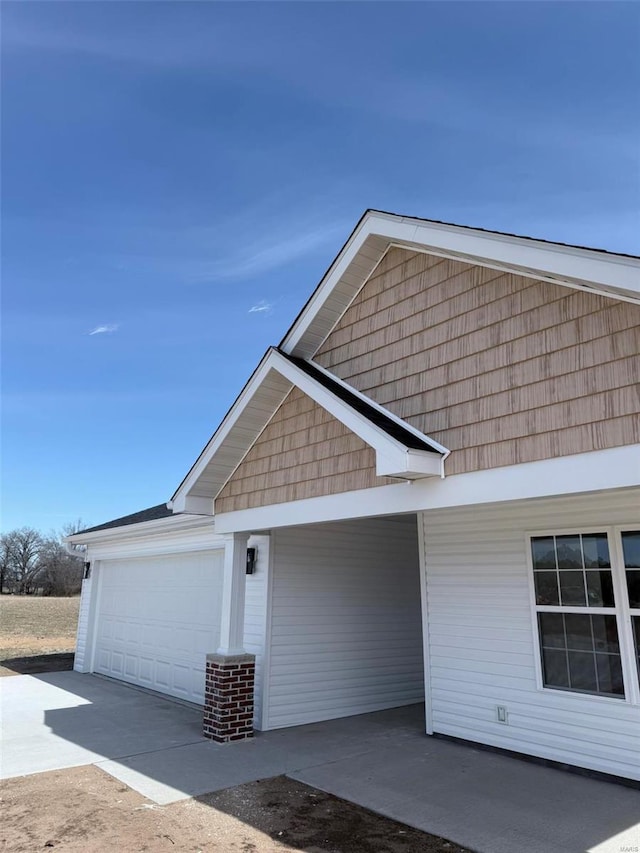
[282,211,640,359]
[79,525,223,562]
[213,444,640,533]
[66,512,214,546]
[171,348,446,511]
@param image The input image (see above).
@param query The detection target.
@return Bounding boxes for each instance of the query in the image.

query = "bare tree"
[0,520,86,595]
[1,528,45,594]
[39,537,84,596]
[0,535,12,594]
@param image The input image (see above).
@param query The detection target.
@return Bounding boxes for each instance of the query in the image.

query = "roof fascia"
[65,512,213,546]
[170,348,288,508]
[282,211,640,359]
[172,349,445,508]
[269,350,442,478]
[307,357,449,456]
[381,213,640,293]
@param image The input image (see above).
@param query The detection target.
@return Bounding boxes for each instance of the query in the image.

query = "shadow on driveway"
[2,670,639,853]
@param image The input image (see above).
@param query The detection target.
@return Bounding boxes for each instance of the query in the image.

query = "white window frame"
[614,525,640,706]
[526,526,640,707]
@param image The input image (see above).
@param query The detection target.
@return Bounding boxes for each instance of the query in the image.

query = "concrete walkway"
[1,672,638,853]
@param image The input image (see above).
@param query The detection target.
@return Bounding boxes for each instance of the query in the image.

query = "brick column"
[203,652,255,742]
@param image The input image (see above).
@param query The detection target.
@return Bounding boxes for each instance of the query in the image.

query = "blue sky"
[2,2,639,533]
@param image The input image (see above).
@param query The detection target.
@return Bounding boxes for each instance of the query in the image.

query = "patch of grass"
[0,595,80,659]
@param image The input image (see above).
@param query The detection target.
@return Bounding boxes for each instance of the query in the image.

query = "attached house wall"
[315,248,640,475]
[422,487,640,781]
[264,515,424,729]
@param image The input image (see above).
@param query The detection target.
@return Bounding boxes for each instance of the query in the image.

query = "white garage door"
[94,549,224,704]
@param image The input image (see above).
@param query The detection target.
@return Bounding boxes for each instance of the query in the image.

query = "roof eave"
[171,348,447,509]
[281,210,640,360]
[65,512,213,546]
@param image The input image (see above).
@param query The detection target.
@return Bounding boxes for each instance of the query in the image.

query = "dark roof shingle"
[76,503,173,535]
[280,352,442,454]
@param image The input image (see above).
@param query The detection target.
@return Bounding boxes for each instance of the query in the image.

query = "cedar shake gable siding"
[314,248,640,475]
[215,386,394,513]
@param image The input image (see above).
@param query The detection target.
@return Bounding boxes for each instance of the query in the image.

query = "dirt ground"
[0,766,469,853]
[0,596,78,675]
[0,595,79,656]
[0,595,470,852]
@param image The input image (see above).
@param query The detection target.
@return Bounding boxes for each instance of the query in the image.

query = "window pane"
[532,537,556,570]
[559,571,586,606]
[532,532,625,699]
[621,531,640,568]
[542,648,569,689]
[582,534,610,568]
[556,536,583,569]
[535,571,559,606]
[568,651,598,692]
[591,615,620,654]
[564,613,593,650]
[539,612,565,647]
[595,654,625,696]
[626,571,640,609]
[633,617,640,679]
[539,613,624,698]
[585,571,615,607]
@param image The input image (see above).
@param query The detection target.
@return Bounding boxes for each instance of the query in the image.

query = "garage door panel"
[126,623,141,646]
[173,627,193,656]
[113,620,127,642]
[95,549,224,704]
[96,648,110,670]
[173,664,191,695]
[193,628,212,655]
[111,651,124,675]
[98,619,112,641]
[155,660,171,690]
[124,655,138,679]
[138,657,153,684]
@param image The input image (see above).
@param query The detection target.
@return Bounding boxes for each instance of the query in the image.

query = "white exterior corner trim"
[281,211,640,359]
[171,348,446,510]
[416,512,434,736]
[213,444,640,533]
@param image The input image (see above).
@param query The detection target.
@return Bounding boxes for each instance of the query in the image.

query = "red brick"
[203,656,255,742]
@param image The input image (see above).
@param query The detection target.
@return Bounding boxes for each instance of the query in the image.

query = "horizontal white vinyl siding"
[266,516,423,729]
[73,574,93,672]
[422,487,640,781]
[244,534,270,728]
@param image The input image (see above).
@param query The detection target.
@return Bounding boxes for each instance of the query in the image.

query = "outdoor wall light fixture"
[246,548,257,575]
[83,562,92,579]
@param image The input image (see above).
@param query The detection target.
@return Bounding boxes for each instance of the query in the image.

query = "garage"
[93,549,224,704]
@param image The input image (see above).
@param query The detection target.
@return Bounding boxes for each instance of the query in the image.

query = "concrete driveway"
[0,671,204,779]
[2,671,639,853]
